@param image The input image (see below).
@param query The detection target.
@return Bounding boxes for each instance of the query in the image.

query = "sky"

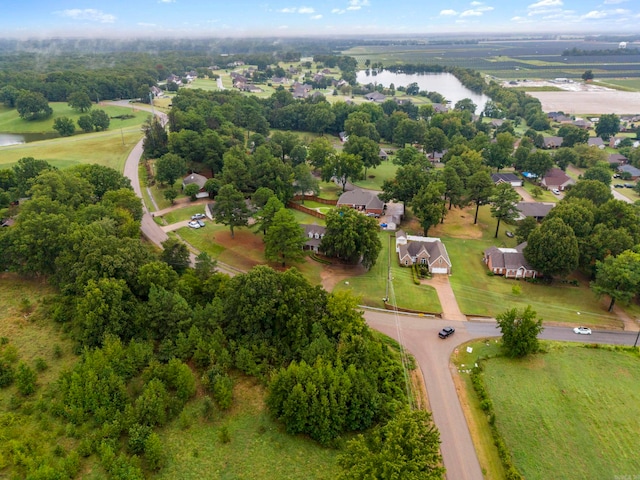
[1,0,639,38]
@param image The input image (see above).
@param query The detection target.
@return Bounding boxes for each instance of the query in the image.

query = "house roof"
[541,168,574,187]
[365,91,386,102]
[542,136,563,148]
[398,239,452,267]
[588,137,604,147]
[619,164,640,176]
[302,224,326,248]
[608,153,628,164]
[491,173,521,184]
[484,242,535,271]
[183,173,208,189]
[516,202,554,219]
[337,189,385,210]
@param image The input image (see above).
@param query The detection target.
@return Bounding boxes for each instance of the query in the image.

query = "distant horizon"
[2,1,639,39]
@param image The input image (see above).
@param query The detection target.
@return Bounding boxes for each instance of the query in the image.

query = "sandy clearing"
[528,91,640,114]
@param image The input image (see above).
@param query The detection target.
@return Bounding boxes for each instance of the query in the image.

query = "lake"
[0,132,58,146]
[356,71,490,113]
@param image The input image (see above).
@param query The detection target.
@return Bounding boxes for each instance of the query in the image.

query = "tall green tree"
[142,117,169,159]
[380,163,431,207]
[558,124,589,147]
[16,90,52,120]
[320,207,382,269]
[338,408,445,480]
[489,183,520,238]
[160,238,191,274]
[591,250,640,311]
[67,91,93,112]
[254,195,284,235]
[343,135,381,177]
[466,170,495,225]
[155,153,186,187]
[53,116,76,137]
[212,184,249,238]
[496,305,544,358]
[90,109,110,131]
[307,136,335,170]
[595,113,620,141]
[564,179,612,206]
[524,217,579,278]
[293,163,319,203]
[412,181,446,236]
[264,208,306,267]
[321,152,363,192]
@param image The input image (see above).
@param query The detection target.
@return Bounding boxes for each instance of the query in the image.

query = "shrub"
[219,425,231,444]
[0,360,15,388]
[34,358,48,372]
[15,362,37,396]
[144,433,165,471]
[53,344,63,359]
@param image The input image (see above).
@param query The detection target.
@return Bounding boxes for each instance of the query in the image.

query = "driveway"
[514,186,535,202]
[425,275,467,321]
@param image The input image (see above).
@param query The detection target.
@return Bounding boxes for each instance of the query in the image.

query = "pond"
[356,70,490,113]
[0,132,58,146]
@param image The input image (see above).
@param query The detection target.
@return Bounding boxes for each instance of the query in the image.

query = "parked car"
[624,183,635,188]
[614,184,625,188]
[505,231,514,238]
[196,219,205,227]
[191,213,206,220]
[552,188,560,195]
[438,327,455,339]
[366,212,380,218]
[573,326,592,335]
[187,220,201,229]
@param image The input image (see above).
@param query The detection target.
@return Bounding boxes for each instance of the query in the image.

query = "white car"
[573,326,592,335]
[187,220,201,229]
[552,188,561,195]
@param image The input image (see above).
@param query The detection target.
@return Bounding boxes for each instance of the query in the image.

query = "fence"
[287,202,326,219]
[291,195,337,205]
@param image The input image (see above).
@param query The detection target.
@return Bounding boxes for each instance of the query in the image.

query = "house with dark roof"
[516,202,554,221]
[573,119,592,129]
[432,103,449,113]
[608,153,628,166]
[491,173,523,187]
[395,231,451,274]
[379,148,389,161]
[541,168,575,191]
[336,189,385,215]
[182,173,208,190]
[302,224,326,253]
[484,242,539,279]
[618,164,640,180]
[542,136,563,149]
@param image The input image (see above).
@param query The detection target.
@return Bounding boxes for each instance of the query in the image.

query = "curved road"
[119,101,638,479]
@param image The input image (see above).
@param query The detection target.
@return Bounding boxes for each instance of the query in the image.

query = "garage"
[431,267,449,275]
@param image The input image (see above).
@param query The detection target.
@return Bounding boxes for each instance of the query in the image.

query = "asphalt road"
[364,310,639,480]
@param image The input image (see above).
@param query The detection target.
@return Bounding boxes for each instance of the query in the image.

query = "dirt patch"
[320,263,367,291]
[406,206,484,240]
[213,229,264,271]
[529,91,640,115]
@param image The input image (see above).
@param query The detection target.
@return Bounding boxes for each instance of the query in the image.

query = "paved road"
[364,311,640,480]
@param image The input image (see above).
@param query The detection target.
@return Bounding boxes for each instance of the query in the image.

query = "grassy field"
[480,344,640,480]
[0,103,149,171]
[333,231,442,313]
[158,376,341,480]
[352,160,398,191]
[593,79,640,92]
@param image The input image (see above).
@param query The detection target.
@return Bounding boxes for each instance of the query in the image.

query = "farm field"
[479,344,640,480]
[529,90,640,115]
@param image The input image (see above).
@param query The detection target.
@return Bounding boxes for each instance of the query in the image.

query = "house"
[588,137,605,149]
[302,224,326,253]
[490,119,504,128]
[547,112,571,123]
[182,173,208,196]
[491,173,523,187]
[542,136,563,149]
[364,91,386,102]
[541,168,575,191]
[610,136,625,148]
[339,131,349,143]
[484,242,539,279]
[150,86,163,97]
[432,103,449,113]
[395,230,451,274]
[618,164,640,180]
[379,148,388,161]
[573,119,592,129]
[428,150,446,163]
[607,153,628,166]
[292,82,312,99]
[166,74,182,86]
[516,202,554,221]
[394,97,412,105]
[336,189,385,215]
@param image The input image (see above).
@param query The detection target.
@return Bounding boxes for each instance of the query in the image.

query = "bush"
[219,425,231,444]
[15,362,37,396]
[144,433,165,471]
[0,360,15,388]
[34,358,48,372]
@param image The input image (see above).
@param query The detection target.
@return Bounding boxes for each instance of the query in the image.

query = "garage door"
[431,267,449,274]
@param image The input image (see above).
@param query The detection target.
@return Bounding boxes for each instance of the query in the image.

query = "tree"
[155,153,186,187]
[343,135,381,177]
[583,164,612,186]
[264,208,306,267]
[77,114,94,133]
[293,163,319,203]
[307,136,335,170]
[212,184,249,238]
[163,188,178,205]
[321,152,363,192]
[564,179,612,206]
[595,113,620,141]
[380,162,431,207]
[53,116,76,137]
[496,305,544,358]
[160,238,190,274]
[422,127,448,155]
[558,125,589,147]
[320,207,382,269]
[523,150,554,179]
[338,409,445,480]
[591,250,640,311]
[16,90,53,120]
[184,183,200,201]
[582,70,594,81]
[515,216,538,244]
[90,109,110,131]
[142,116,169,159]
[12,157,54,197]
[67,91,92,112]
[255,196,284,236]
[466,169,495,225]
[553,147,579,171]
[489,183,520,238]
[15,362,37,396]
[454,98,477,114]
[524,217,579,278]
[412,182,446,236]
[483,132,514,172]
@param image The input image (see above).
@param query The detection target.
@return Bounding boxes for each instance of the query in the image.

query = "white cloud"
[137,22,156,27]
[581,10,607,19]
[56,9,116,23]
[613,8,630,14]
[279,6,315,14]
[332,8,346,14]
[347,0,371,11]
[470,1,483,5]
[604,0,628,3]
[528,0,563,9]
[461,9,483,16]
[440,9,458,16]
[311,14,323,19]
[158,0,175,3]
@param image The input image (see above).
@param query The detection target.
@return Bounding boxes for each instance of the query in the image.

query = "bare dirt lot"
[503,80,640,114]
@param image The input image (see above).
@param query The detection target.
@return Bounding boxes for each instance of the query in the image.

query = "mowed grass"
[157,376,341,480]
[333,231,442,313]
[594,78,640,92]
[482,345,640,479]
[352,160,398,191]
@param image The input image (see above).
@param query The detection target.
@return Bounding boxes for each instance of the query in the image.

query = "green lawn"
[352,160,398,191]
[158,376,340,480]
[162,204,209,224]
[593,79,640,92]
[333,231,442,313]
[481,345,640,480]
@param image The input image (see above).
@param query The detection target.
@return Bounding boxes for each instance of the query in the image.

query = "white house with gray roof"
[395,230,451,274]
[484,242,539,279]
